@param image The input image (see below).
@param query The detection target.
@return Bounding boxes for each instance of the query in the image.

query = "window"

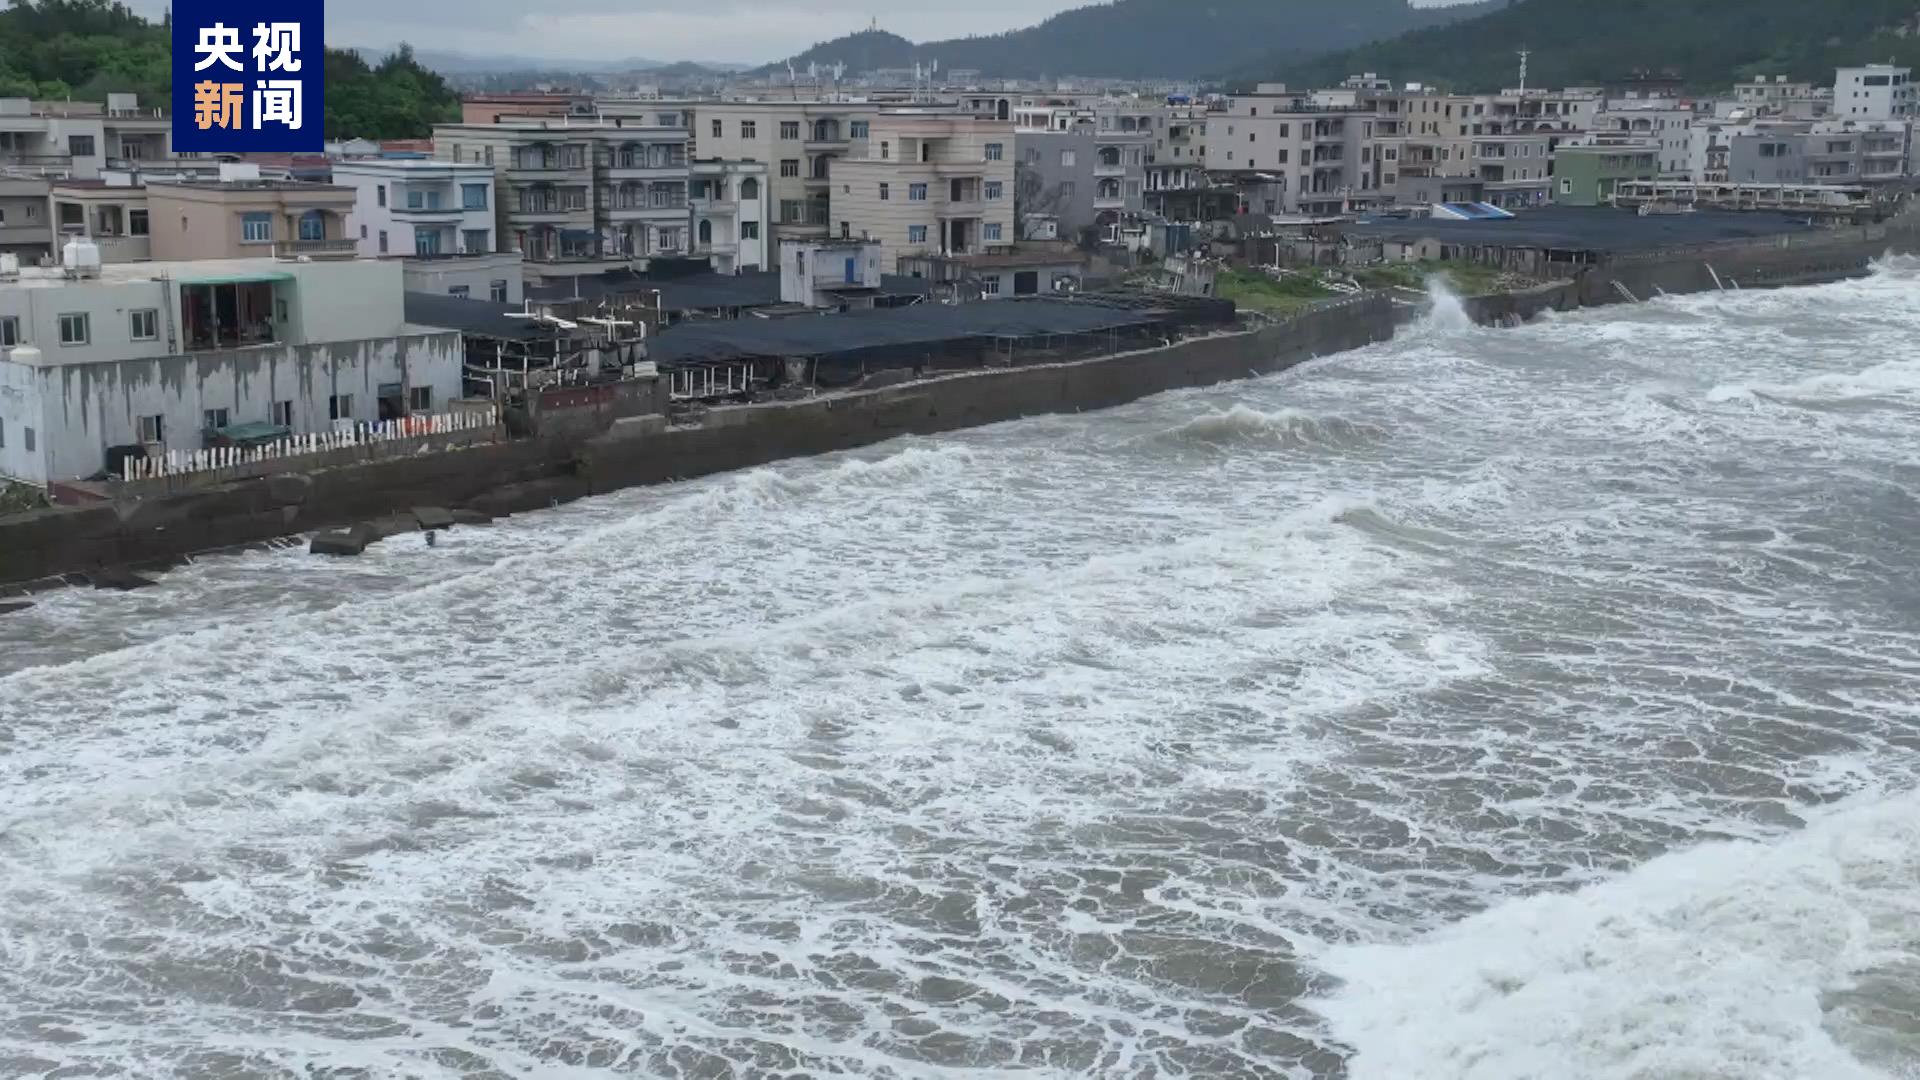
[985,180,1003,200]
[407,189,423,209]
[129,209,148,236]
[984,222,1002,241]
[409,386,433,412]
[490,278,509,302]
[1061,149,1076,167]
[203,408,229,432]
[909,183,927,200]
[780,121,800,139]
[22,426,33,453]
[741,221,759,239]
[377,230,388,254]
[376,184,387,207]
[907,225,927,243]
[298,210,324,241]
[1249,132,1256,142]
[780,198,803,222]
[139,414,163,443]
[448,285,470,298]
[1059,180,1075,199]
[740,120,756,138]
[462,228,489,252]
[462,183,488,209]
[850,120,869,138]
[415,228,442,255]
[129,309,157,341]
[1277,149,1289,164]
[740,177,759,199]
[982,276,1001,295]
[986,142,1003,161]
[58,313,88,346]
[242,212,272,243]
[881,141,890,159]
[711,118,723,138]
[68,134,95,157]
[1560,178,1572,194]
[879,181,889,200]
[780,159,799,177]
[271,400,293,426]
[0,316,17,346]
[328,394,352,421]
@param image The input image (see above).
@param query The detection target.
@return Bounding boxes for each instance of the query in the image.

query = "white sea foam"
[1314,791,1920,1080]
[3,266,1920,1077]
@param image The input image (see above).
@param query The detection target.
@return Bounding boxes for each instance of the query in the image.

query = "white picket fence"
[121,407,500,481]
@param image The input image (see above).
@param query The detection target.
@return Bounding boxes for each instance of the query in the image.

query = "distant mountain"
[1233,0,1920,92]
[350,46,743,77]
[754,0,1500,81]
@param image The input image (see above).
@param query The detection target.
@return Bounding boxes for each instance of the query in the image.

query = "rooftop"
[332,158,493,172]
[649,296,1167,366]
[1344,205,1821,255]
[404,292,564,342]
[0,257,362,291]
[159,180,353,194]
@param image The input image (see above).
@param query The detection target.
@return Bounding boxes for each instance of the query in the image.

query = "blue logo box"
[171,0,324,152]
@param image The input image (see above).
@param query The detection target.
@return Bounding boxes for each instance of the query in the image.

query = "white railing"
[121,408,498,481]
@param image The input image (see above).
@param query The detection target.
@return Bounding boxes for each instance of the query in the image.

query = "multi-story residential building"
[1726,123,1813,183]
[431,120,691,271]
[1835,65,1915,119]
[142,179,358,261]
[44,166,356,265]
[689,160,770,274]
[1551,144,1659,205]
[1145,101,1215,217]
[1012,103,1150,241]
[1735,76,1814,110]
[0,178,51,258]
[0,94,173,180]
[47,178,150,262]
[835,112,1016,266]
[1386,87,1597,208]
[1204,84,1383,215]
[1590,103,1697,175]
[691,102,872,245]
[334,159,499,258]
[0,257,461,484]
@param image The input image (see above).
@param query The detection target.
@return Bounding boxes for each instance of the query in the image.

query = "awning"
[178,272,294,285]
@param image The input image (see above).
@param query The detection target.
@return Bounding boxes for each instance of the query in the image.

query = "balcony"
[1094,159,1127,177]
[509,200,582,220]
[931,160,987,178]
[0,152,72,174]
[604,153,687,177]
[273,238,358,259]
[391,201,469,219]
[690,196,736,216]
[605,199,686,218]
[936,200,986,217]
[505,154,589,176]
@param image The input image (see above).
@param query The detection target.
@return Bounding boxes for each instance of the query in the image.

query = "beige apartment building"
[1204,85,1385,215]
[1383,89,1598,208]
[142,181,357,260]
[692,102,874,244]
[834,112,1016,267]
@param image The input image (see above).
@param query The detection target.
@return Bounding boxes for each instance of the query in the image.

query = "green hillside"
[1233,0,1920,92]
[760,0,1499,81]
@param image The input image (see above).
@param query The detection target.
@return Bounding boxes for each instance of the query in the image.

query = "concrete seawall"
[2,222,1910,590]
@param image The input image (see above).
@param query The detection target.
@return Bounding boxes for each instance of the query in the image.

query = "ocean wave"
[1707,359,1920,406]
[1313,790,1920,1080]
[1154,403,1387,451]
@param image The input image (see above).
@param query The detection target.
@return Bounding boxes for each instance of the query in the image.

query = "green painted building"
[1551,146,1660,206]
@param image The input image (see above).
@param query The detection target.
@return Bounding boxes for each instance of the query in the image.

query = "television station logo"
[171,0,324,152]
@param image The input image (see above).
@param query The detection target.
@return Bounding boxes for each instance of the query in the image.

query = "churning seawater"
[3,264,1920,1080]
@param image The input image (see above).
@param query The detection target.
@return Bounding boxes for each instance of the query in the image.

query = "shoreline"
[0,226,1905,594]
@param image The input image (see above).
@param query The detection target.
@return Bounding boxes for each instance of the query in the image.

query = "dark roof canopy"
[648,297,1165,366]
[404,292,563,342]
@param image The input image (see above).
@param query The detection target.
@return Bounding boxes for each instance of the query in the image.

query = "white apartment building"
[834,112,1017,266]
[690,160,770,274]
[692,102,874,245]
[335,159,499,258]
[1836,65,1915,119]
[0,94,173,181]
[1590,103,1697,176]
[0,257,461,484]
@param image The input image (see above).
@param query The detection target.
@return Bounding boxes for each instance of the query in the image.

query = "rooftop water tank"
[61,236,101,279]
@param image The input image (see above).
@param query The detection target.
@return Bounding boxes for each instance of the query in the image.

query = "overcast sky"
[126,0,1472,65]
